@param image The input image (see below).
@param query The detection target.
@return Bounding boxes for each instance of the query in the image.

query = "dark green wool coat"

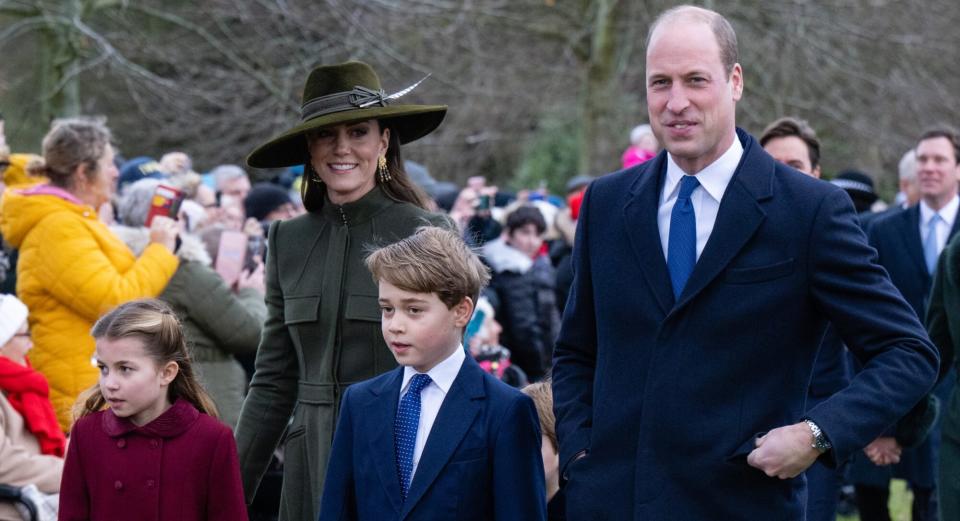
[234,186,452,521]
[925,234,960,520]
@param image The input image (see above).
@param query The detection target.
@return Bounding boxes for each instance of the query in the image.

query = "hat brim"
[246,105,447,169]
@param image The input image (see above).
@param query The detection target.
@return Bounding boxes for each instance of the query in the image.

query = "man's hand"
[863,437,901,466]
[746,422,821,479]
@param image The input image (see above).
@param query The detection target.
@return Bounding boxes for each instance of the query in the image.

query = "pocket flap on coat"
[344,294,381,322]
[284,295,320,325]
[724,258,795,284]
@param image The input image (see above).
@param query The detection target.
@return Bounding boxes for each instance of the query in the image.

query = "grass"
[838,479,913,521]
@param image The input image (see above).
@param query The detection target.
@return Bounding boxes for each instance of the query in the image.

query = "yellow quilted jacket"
[0,186,178,430]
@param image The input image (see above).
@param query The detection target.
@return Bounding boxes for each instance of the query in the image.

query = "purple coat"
[59,398,247,521]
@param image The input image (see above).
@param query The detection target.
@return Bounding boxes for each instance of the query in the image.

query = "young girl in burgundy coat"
[58,299,247,521]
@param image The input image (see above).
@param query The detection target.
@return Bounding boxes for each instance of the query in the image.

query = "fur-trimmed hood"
[111,225,212,266]
[482,237,532,274]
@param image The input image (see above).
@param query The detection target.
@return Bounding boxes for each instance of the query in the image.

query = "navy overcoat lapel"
[673,131,771,313]
[623,152,674,315]
[899,206,928,279]
[367,368,405,516]
[400,357,484,519]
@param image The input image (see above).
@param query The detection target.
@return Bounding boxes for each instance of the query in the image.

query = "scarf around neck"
[0,356,66,456]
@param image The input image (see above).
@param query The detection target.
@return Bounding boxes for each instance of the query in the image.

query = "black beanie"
[244,182,293,221]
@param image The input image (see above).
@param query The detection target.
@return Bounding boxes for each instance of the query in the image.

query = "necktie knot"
[409,373,432,394]
[677,175,700,201]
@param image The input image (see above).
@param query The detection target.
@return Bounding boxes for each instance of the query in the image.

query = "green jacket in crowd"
[234,186,452,521]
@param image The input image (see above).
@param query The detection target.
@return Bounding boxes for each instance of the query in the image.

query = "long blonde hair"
[73,299,218,421]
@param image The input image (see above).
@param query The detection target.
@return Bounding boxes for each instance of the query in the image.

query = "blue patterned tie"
[668,175,701,299]
[924,214,942,274]
[395,373,432,501]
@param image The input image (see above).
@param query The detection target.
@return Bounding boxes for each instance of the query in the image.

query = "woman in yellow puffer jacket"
[0,118,180,431]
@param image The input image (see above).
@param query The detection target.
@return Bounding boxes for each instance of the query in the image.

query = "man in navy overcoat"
[552,6,940,520]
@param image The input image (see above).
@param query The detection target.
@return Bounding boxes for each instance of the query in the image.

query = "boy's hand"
[746,422,820,479]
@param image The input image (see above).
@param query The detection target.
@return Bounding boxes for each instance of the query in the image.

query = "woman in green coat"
[234,61,451,521]
[926,234,960,521]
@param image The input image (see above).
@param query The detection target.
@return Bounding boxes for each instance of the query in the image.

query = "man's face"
[763,136,820,178]
[646,19,742,174]
[220,175,251,201]
[916,136,960,206]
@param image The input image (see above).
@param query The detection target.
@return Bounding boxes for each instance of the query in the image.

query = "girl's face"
[307,120,389,206]
[95,336,178,426]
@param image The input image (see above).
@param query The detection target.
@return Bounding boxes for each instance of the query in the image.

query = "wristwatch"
[804,419,832,453]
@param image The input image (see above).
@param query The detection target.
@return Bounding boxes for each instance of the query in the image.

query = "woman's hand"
[149,215,179,253]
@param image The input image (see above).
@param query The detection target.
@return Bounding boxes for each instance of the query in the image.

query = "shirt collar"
[663,136,744,204]
[920,195,960,228]
[402,345,466,396]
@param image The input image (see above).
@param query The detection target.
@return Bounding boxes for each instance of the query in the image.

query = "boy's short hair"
[505,205,547,236]
[522,379,557,452]
[366,226,491,309]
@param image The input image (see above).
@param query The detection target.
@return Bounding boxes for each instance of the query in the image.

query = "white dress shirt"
[919,195,959,257]
[658,138,744,260]
[398,346,466,478]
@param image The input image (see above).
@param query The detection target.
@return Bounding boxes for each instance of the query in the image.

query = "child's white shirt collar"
[401,345,465,396]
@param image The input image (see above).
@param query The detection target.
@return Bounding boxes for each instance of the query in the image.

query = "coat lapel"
[400,358,484,519]
[623,153,674,315]
[367,368,404,515]
[672,131,770,313]
[896,206,928,281]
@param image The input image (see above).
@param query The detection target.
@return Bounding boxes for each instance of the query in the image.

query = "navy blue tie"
[668,175,700,299]
[395,373,432,501]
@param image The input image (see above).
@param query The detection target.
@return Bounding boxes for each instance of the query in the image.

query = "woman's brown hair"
[73,299,219,421]
[300,121,430,212]
[33,118,112,190]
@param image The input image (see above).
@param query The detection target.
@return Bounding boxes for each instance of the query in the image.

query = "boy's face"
[379,280,473,373]
[507,223,544,258]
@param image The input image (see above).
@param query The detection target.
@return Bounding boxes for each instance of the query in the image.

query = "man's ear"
[454,297,475,328]
[159,361,180,387]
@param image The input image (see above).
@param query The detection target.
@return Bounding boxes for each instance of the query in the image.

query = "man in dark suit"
[551,5,940,520]
[852,128,960,521]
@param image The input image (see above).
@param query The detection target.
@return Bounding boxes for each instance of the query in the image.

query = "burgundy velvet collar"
[100,397,200,438]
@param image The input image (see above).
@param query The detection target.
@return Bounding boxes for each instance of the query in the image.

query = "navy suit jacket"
[552,129,939,520]
[868,204,960,318]
[319,355,546,521]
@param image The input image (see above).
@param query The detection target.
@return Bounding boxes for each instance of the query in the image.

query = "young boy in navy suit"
[319,226,546,521]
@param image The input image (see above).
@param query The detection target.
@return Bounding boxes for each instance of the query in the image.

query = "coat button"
[146,480,155,488]
[150,439,159,449]
[114,480,123,490]
[116,439,126,448]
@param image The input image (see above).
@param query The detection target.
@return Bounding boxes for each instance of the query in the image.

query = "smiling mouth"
[329,163,358,171]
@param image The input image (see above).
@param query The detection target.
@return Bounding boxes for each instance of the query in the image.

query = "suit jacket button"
[114,480,123,490]
[116,439,126,449]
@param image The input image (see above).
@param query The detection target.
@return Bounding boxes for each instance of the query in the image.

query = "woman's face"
[75,145,119,208]
[307,120,389,206]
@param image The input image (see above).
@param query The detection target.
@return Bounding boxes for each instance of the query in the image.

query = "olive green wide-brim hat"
[246,61,447,169]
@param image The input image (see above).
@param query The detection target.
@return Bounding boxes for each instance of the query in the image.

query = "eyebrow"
[379,297,429,304]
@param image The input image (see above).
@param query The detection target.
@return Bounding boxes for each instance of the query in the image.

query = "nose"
[102,372,120,391]
[333,130,350,155]
[665,85,690,114]
[387,314,405,334]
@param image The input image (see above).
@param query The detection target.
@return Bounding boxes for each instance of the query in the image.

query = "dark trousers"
[856,484,937,521]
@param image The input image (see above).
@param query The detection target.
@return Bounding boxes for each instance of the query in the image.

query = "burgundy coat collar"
[101,398,200,438]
